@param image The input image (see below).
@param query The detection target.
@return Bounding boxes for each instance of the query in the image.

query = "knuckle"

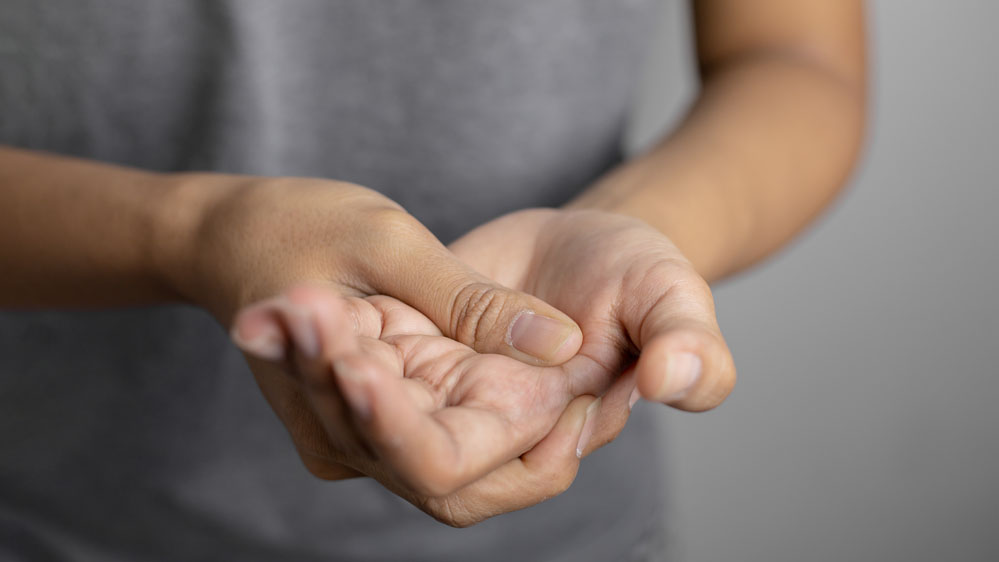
[538,463,578,498]
[648,259,709,293]
[660,268,713,309]
[365,207,425,247]
[629,259,716,324]
[353,207,428,274]
[450,282,512,349]
[426,497,480,528]
[367,205,414,229]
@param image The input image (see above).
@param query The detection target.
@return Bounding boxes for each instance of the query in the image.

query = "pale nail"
[231,323,285,361]
[508,311,575,361]
[576,398,602,459]
[629,387,642,410]
[656,352,702,402]
[285,304,320,359]
[332,360,371,420]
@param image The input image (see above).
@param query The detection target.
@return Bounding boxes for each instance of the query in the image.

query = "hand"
[232,285,610,527]
[450,208,737,454]
[162,175,592,524]
[165,174,583,364]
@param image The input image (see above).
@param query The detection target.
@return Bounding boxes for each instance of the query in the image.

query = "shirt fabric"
[0,1,667,560]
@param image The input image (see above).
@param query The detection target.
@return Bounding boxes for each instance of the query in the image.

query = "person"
[0,0,866,560]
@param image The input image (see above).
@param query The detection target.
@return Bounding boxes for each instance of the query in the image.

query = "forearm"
[0,146,213,307]
[569,53,866,282]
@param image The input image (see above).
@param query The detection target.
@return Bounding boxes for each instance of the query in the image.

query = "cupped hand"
[159,176,595,523]
[449,209,737,455]
[232,285,616,527]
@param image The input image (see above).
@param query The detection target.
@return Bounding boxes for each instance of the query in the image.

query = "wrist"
[147,172,249,313]
[568,157,748,283]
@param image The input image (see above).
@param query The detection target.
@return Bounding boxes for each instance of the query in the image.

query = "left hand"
[232,285,604,527]
[449,208,737,455]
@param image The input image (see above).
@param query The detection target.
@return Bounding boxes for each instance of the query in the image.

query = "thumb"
[361,223,582,365]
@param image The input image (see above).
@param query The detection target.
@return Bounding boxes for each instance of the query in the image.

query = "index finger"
[329,352,572,498]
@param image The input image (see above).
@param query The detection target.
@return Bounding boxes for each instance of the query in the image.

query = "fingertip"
[575,397,601,459]
[637,330,735,412]
[446,280,581,366]
[659,350,703,402]
[522,395,597,465]
[281,284,364,359]
[232,285,340,362]
[506,308,582,366]
[231,301,286,361]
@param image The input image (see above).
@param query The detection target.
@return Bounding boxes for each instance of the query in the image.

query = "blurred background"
[630,1,999,560]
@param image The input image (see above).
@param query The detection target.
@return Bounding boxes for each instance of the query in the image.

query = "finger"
[230,285,367,361]
[576,365,638,458]
[233,287,378,457]
[364,294,441,338]
[296,447,365,480]
[331,353,568,498]
[624,270,736,412]
[231,290,369,479]
[230,296,293,362]
[419,395,599,527]
[357,210,582,365]
[285,288,441,465]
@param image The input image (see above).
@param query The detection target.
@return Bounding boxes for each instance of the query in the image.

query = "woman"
[0,1,865,559]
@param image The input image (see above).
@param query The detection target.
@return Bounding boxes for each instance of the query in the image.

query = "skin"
[232,286,627,526]
[0,0,865,527]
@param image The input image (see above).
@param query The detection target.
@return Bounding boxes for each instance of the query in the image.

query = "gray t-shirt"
[0,1,667,560]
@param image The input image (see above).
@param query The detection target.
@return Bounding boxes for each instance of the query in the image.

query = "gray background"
[629,1,999,560]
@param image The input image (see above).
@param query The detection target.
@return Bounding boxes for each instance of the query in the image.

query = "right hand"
[166,174,582,365]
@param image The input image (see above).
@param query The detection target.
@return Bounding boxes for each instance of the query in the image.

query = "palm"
[453,211,665,386]
[239,287,586,525]
[236,208,732,526]
[348,293,575,465]
[451,208,734,423]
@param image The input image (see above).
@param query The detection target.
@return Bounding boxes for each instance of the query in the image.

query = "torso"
[0,2,667,560]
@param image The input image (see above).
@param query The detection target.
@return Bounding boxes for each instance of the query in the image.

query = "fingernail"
[332,360,371,420]
[231,322,285,361]
[576,398,602,459]
[508,311,575,361]
[285,304,320,359]
[656,352,702,402]
[629,386,642,410]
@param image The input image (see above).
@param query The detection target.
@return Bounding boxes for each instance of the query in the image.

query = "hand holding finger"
[232,284,579,500]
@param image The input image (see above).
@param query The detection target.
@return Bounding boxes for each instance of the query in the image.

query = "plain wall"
[629,2,999,560]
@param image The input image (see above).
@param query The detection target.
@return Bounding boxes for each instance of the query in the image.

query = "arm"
[0,145,579,357]
[0,146,193,306]
[0,145,597,525]
[449,0,866,434]
[569,0,867,282]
